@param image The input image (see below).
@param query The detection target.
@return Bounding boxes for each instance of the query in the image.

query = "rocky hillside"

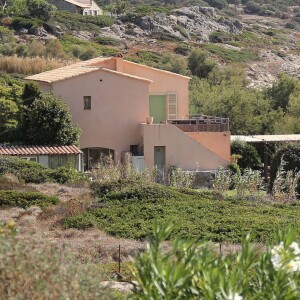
[1,3,300,87]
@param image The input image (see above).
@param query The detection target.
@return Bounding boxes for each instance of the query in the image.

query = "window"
[21,157,38,162]
[83,96,91,110]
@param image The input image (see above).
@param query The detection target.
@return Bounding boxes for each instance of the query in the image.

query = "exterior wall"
[48,0,78,13]
[90,58,116,70]
[38,155,49,167]
[186,132,231,161]
[82,0,103,15]
[48,154,79,170]
[123,60,190,119]
[141,123,229,171]
[47,70,150,161]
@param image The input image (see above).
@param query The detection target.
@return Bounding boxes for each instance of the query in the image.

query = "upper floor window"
[84,96,91,110]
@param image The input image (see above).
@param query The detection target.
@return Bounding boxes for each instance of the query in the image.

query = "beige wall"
[186,132,231,161]
[123,61,190,119]
[49,70,150,160]
[141,124,229,171]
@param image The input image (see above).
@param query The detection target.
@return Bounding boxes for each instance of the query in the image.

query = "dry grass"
[0,55,72,75]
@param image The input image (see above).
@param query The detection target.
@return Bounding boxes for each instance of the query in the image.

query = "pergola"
[231,135,300,182]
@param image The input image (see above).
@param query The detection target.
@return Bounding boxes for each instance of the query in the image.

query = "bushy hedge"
[0,156,88,184]
[0,190,59,208]
[0,156,50,184]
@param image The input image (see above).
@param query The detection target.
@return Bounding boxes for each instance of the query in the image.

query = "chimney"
[115,53,124,73]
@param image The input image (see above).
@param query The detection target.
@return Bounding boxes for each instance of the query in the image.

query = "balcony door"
[149,95,166,123]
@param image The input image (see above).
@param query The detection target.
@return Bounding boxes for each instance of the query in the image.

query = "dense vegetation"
[0,75,80,145]
[64,181,300,243]
[0,156,88,184]
[0,190,59,208]
[132,223,300,299]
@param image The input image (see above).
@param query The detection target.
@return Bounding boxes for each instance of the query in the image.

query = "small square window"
[84,96,91,110]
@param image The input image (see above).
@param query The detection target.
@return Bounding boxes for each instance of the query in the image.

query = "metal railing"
[167,115,230,132]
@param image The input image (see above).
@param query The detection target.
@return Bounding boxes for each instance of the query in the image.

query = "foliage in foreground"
[131,222,300,300]
[0,221,112,300]
[64,182,300,243]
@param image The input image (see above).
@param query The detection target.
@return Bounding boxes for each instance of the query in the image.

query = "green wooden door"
[149,95,166,123]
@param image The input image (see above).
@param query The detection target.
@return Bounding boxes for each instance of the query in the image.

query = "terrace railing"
[167,115,229,132]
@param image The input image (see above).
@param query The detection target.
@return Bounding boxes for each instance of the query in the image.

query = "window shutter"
[168,93,177,120]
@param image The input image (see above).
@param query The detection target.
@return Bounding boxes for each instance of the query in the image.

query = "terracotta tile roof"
[61,0,93,8]
[26,57,152,84]
[0,145,82,156]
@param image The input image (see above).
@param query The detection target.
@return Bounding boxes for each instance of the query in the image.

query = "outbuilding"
[0,145,83,171]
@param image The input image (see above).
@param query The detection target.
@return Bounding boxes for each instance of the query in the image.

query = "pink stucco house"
[26,56,231,171]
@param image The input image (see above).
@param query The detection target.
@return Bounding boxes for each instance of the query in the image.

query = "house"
[48,0,103,16]
[0,145,83,171]
[26,56,231,171]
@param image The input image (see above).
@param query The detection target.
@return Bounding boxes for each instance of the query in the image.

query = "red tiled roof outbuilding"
[0,145,82,156]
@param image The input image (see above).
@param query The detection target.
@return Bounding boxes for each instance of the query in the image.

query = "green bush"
[231,140,262,169]
[174,45,191,56]
[132,223,300,299]
[0,156,51,183]
[0,156,87,184]
[0,190,59,208]
[64,183,300,243]
[270,143,300,192]
[204,44,259,62]
[11,17,43,30]
[53,12,114,31]
[91,179,142,198]
[50,165,88,184]
[93,36,120,46]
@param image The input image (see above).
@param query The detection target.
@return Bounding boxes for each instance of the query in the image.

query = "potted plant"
[146,117,154,124]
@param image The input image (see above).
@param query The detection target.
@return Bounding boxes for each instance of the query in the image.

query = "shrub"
[132,223,300,299]
[174,45,191,56]
[93,36,121,46]
[0,234,111,299]
[0,174,36,192]
[49,165,88,184]
[188,49,216,79]
[27,0,57,21]
[231,140,262,169]
[53,12,114,31]
[64,184,300,243]
[0,190,59,208]
[0,156,50,183]
[11,17,43,30]
[270,143,300,194]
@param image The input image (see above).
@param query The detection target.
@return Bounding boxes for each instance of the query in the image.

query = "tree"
[25,93,80,145]
[266,74,300,112]
[22,82,40,107]
[26,0,56,21]
[231,140,261,169]
[0,98,18,135]
[188,49,216,79]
